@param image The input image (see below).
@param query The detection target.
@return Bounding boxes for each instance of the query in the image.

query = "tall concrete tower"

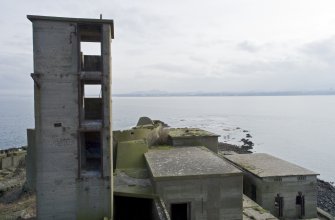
[28,15,113,219]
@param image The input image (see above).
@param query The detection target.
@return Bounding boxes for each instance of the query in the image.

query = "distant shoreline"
[113,91,335,97]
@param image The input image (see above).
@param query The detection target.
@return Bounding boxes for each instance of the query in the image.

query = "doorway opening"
[114,196,153,220]
[171,203,190,220]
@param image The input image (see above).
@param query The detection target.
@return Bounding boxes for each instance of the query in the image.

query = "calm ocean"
[1,96,334,182]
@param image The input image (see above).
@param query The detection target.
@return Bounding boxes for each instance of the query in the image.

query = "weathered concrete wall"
[243,172,317,219]
[116,140,148,169]
[171,136,218,153]
[153,175,243,220]
[114,128,152,143]
[32,19,80,219]
[0,151,26,170]
[0,156,12,169]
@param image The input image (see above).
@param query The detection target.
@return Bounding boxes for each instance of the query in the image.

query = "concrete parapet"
[0,149,26,170]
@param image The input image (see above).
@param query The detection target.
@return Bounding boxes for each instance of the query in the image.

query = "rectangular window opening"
[251,184,257,201]
[80,131,101,176]
[81,42,101,56]
[296,192,305,217]
[171,203,190,220]
[84,84,101,98]
[82,84,102,120]
[80,42,101,71]
[274,194,284,218]
[297,176,306,181]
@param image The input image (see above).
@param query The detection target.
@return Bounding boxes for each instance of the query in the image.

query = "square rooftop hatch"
[145,147,241,180]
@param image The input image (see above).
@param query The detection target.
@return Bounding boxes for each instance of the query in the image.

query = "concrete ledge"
[318,208,335,220]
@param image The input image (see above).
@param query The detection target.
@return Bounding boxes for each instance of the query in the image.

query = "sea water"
[1,96,334,182]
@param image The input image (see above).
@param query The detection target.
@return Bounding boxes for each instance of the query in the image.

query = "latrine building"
[224,153,318,219]
[27,15,113,219]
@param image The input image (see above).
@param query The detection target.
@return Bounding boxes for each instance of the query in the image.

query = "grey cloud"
[237,41,261,53]
[301,37,335,65]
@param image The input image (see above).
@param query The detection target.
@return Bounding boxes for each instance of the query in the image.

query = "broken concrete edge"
[148,172,243,181]
[317,207,335,220]
[168,127,220,137]
[113,189,157,199]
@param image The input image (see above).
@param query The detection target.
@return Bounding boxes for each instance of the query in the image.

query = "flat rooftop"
[224,153,318,178]
[168,128,219,138]
[27,15,114,40]
[27,15,114,25]
[145,147,241,180]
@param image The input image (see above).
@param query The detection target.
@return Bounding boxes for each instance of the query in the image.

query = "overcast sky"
[1,0,335,96]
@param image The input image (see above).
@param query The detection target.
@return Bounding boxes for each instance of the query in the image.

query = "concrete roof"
[145,147,241,180]
[168,128,219,138]
[27,15,114,25]
[27,15,114,39]
[224,153,318,178]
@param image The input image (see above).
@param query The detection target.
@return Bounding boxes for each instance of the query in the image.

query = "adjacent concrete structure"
[224,153,318,219]
[168,128,219,153]
[145,147,243,220]
[28,15,113,219]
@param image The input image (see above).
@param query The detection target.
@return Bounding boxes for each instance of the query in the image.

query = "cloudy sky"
[1,0,335,96]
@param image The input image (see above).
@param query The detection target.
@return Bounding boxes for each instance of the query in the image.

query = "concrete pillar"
[26,129,36,191]
[101,23,113,218]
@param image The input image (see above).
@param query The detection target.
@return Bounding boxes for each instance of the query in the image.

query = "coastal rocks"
[240,138,254,151]
[218,142,252,154]
[317,179,335,216]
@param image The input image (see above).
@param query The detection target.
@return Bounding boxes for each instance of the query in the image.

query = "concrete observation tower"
[27,15,114,219]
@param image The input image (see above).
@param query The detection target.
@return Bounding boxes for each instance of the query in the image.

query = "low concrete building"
[168,128,219,153]
[224,153,318,219]
[145,147,243,220]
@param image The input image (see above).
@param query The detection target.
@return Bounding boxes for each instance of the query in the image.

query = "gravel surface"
[317,179,335,216]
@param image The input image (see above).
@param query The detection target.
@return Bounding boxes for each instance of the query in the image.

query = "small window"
[251,184,257,201]
[297,176,306,181]
[274,177,282,182]
[171,203,190,220]
[80,132,101,176]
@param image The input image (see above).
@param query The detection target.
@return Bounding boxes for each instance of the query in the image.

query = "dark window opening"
[274,194,284,218]
[251,184,257,201]
[81,132,101,176]
[297,176,306,181]
[82,84,102,120]
[171,203,190,220]
[114,196,153,220]
[296,192,305,217]
[274,177,282,182]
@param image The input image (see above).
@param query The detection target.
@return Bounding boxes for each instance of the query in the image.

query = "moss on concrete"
[116,140,148,169]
